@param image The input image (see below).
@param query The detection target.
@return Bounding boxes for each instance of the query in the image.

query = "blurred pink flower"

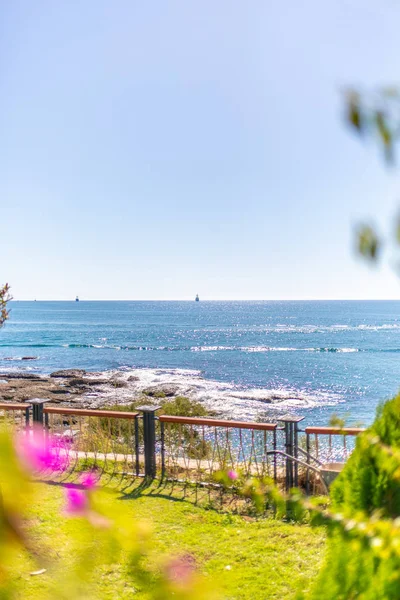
[80,471,97,489]
[16,426,68,474]
[227,470,238,481]
[65,487,88,515]
[63,483,110,528]
[165,554,196,587]
[64,473,97,515]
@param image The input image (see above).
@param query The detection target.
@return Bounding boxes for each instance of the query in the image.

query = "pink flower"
[80,471,97,489]
[63,483,110,528]
[165,554,196,587]
[65,487,88,515]
[16,426,68,474]
[227,470,238,481]
[64,473,97,515]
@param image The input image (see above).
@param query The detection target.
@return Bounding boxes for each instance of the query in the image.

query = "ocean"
[1,300,400,426]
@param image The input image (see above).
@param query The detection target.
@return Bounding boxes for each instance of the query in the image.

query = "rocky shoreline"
[0,369,183,410]
[0,365,329,421]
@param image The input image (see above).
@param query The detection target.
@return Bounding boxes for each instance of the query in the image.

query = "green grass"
[8,480,325,599]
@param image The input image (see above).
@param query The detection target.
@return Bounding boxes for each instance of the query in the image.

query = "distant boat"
[195,294,199,302]
[75,296,79,302]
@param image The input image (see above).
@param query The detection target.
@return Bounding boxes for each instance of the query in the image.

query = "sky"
[2,1,400,301]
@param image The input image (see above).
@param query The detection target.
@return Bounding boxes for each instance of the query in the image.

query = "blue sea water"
[1,300,400,426]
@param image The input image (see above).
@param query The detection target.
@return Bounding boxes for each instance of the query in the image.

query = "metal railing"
[302,426,364,494]
[159,415,277,483]
[0,402,30,429]
[43,406,140,479]
[0,400,367,493]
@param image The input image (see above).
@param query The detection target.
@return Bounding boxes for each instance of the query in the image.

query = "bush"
[331,393,400,518]
[161,396,209,418]
[91,397,211,456]
[304,393,400,599]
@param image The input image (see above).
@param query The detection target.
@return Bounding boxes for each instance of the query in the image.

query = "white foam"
[337,348,359,353]
[82,366,344,420]
[190,346,236,352]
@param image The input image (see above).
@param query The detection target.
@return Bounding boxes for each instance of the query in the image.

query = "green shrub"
[160,397,211,460]
[91,397,211,456]
[331,393,400,518]
[161,396,209,418]
[304,393,400,599]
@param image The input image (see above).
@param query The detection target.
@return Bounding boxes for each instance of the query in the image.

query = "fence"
[159,415,277,483]
[0,400,366,492]
[44,406,140,479]
[302,425,363,494]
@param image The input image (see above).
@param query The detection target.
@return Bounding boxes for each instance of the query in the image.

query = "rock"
[50,369,87,378]
[0,373,43,380]
[50,389,71,395]
[67,378,88,387]
[127,375,140,382]
[143,385,179,398]
[67,377,109,387]
[110,379,127,388]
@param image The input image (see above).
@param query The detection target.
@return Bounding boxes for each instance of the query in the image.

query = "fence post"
[25,406,30,428]
[137,405,161,478]
[134,416,140,477]
[306,431,311,495]
[160,420,165,480]
[30,398,47,428]
[279,415,304,491]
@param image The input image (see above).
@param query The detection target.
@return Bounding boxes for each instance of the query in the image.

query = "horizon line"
[9,298,400,302]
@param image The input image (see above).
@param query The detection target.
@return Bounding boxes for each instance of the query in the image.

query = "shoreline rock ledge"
[50,369,87,378]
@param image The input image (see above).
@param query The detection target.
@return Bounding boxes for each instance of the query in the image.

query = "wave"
[0,343,397,353]
[1,356,39,361]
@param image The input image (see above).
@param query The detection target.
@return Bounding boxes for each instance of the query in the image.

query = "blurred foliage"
[357,224,380,261]
[0,427,219,599]
[328,413,347,429]
[328,413,364,430]
[344,88,400,268]
[0,283,11,327]
[305,394,400,599]
[345,87,400,164]
[331,393,400,517]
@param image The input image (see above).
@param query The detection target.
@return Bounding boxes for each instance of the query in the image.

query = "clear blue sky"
[2,0,400,300]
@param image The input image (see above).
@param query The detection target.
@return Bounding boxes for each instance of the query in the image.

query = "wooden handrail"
[305,426,365,436]
[159,415,277,431]
[0,402,30,411]
[43,406,139,420]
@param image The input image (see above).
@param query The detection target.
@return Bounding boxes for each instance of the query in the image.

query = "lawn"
[7,480,325,599]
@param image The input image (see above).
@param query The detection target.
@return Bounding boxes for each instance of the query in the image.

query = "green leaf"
[357,225,380,261]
